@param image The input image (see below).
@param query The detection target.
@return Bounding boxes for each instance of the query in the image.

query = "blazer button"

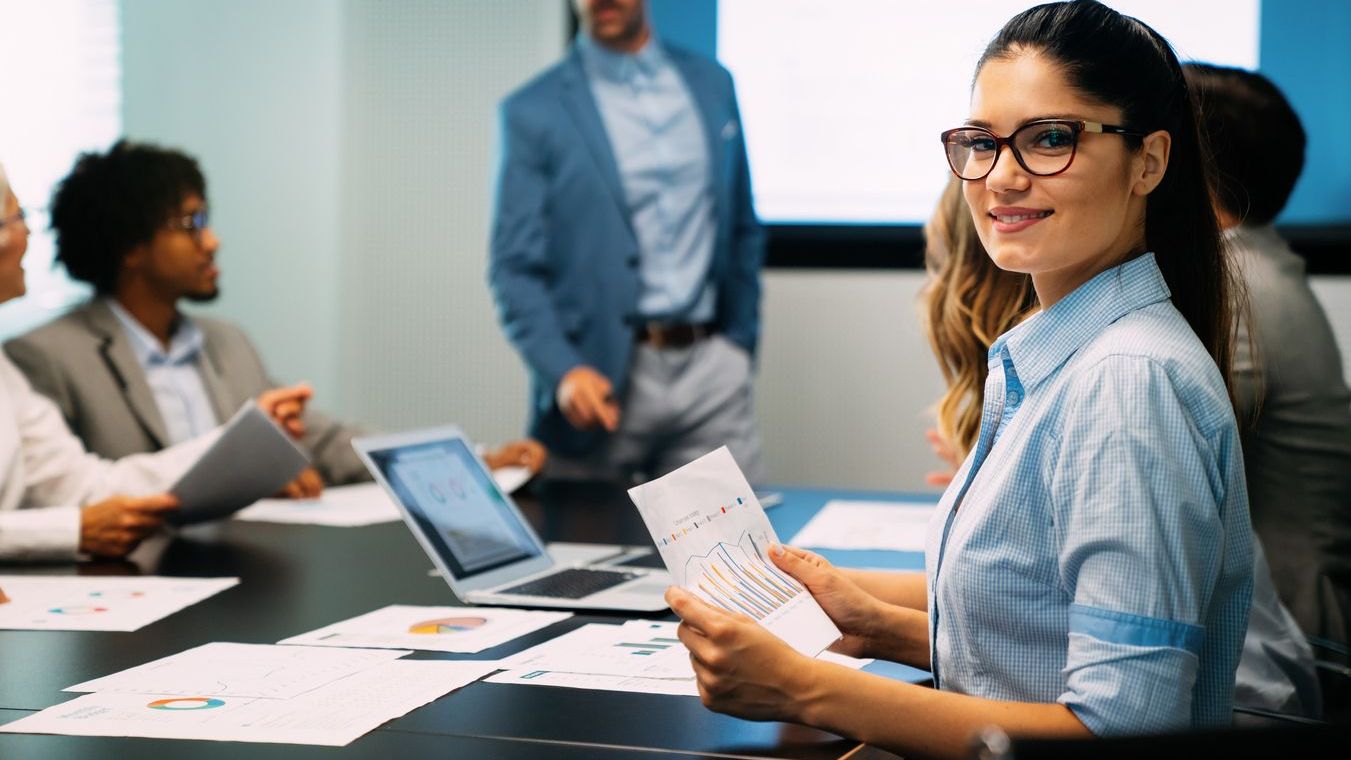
[626,255,640,268]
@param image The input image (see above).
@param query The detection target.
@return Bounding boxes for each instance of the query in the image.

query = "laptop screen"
[366,437,542,579]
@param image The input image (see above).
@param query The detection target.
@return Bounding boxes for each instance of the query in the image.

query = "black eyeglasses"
[940,119,1145,181]
[166,209,210,240]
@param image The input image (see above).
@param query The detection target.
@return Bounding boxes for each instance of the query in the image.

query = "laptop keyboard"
[498,568,639,599]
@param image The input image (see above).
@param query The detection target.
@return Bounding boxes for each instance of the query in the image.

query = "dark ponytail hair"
[976,0,1235,390]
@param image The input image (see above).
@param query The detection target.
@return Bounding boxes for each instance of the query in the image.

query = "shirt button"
[627,255,640,268]
[1007,390,1022,406]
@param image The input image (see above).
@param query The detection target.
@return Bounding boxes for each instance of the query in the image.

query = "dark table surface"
[0,480,931,759]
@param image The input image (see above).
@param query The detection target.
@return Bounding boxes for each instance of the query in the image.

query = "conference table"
[0,480,935,759]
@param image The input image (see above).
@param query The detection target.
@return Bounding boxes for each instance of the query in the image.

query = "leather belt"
[635,322,714,349]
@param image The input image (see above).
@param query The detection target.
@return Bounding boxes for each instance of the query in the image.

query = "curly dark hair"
[49,139,206,294]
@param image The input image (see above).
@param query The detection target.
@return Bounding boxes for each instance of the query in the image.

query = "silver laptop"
[353,427,670,611]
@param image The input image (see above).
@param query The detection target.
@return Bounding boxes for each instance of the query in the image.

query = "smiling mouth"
[991,210,1053,223]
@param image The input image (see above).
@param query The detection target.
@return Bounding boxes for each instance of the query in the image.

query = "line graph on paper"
[628,447,842,655]
[683,532,807,620]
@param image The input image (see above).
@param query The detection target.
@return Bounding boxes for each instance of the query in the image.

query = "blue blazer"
[489,44,765,456]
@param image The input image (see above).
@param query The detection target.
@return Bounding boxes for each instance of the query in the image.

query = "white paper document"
[66,642,408,700]
[1,660,497,747]
[279,604,571,654]
[170,403,310,525]
[788,500,935,552]
[490,465,533,495]
[490,620,870,697]
[234,483,401,527]
[500,621,694,680]
[0,576,238,632]
[628,447,841,656]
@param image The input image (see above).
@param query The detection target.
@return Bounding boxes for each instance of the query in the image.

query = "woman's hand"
[667,586,821,722]
[768,544,883,657]
[924,428,960,487]
[79,494,180,558]
[0,587,8,604]
[257,383,313,439]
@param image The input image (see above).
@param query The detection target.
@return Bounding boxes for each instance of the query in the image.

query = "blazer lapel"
[668,52,730,237]
[84,301,170,449]
[560,52,636,238]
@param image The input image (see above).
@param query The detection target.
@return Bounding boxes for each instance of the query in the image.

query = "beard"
[184,285,220,304]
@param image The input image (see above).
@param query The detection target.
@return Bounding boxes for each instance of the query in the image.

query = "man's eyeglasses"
[166,209,210,240]
[0,207,28,231]
[940,119,1145,181]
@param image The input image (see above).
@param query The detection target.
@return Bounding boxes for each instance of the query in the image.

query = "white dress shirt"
[0,353,214,561]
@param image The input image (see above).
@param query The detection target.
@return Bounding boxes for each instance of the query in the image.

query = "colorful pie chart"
[408,616,487,634]
[148,697,225,711]
[48,606,109,615]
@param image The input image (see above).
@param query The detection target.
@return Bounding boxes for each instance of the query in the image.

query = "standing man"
[490,0,766,483]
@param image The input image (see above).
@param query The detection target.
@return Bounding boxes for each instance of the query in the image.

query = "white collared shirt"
[0,353,216,561]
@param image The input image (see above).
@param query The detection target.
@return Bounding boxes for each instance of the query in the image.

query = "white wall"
[333,0,564,445]
[122,0,345,409]
[119,1,1351,492]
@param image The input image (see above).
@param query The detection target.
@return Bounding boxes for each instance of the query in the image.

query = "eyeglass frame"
[165,209,210,240]
[939,119,1147,181]
[0,207,27,230]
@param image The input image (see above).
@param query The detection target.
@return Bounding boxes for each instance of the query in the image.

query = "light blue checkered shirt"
[925,253,1253,735]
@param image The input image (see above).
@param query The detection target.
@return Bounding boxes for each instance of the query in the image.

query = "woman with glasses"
[0,160,312,561]
[666,2,1253,754]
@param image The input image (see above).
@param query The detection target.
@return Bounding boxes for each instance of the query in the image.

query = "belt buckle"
[645,321,667,349]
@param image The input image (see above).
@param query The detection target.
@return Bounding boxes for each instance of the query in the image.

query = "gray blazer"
[3,300,370,486]
[1230,224,1351,647]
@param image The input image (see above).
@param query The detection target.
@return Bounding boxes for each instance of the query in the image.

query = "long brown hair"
[977,0,1236,396]
[920,176,1036,458]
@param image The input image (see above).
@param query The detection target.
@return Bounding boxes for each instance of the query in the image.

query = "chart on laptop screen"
[388,446,527,573]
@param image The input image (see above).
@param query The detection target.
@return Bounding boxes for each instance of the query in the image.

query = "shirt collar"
[576,32,666,83]
[988,253,1172,390]
[105,298,204,367]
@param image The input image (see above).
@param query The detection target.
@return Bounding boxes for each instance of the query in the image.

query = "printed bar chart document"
[279,604,571,653]
[490,620,872,696]
[66,642,408,700]
[499,622,694,680]
[628,447,841,656]
[0,576,238,632]
[1,660,498,746]
[788,499,935,551]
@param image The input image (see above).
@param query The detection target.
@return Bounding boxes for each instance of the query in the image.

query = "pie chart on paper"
[408,616,488,634]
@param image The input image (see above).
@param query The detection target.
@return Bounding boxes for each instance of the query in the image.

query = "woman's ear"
[1133,129,1171,196]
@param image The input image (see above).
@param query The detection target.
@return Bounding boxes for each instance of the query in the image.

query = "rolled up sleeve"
[1049,355,1247,735]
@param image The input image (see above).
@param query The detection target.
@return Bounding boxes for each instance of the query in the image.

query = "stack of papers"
[0,643,496,746]
[788,499,935,552]
[278,605,571,653]
[487,620,871,696]
[0,576,238,632]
